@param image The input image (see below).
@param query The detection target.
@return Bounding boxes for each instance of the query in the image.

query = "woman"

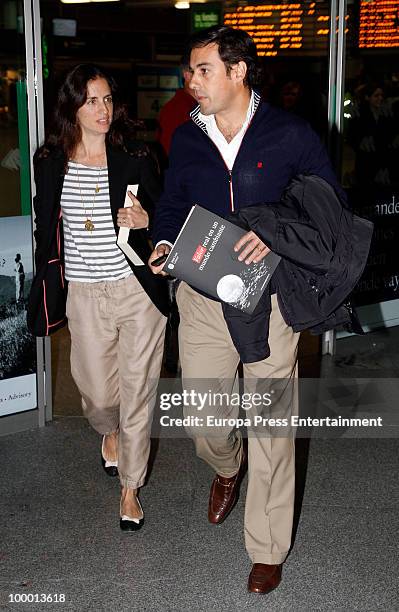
[28,64,169,531]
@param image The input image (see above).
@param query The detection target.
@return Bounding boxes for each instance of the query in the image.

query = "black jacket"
[27,142,169,337]
[222,174,374,363]
[153,94,347,246]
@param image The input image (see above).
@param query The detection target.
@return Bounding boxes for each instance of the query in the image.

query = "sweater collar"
[190,90,261,135]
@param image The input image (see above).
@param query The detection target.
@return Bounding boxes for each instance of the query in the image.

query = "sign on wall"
[224,1,331,56]
[359,0,399,49]
[136,65,182,120]
[191,4,221,32]
[0,215,36,418]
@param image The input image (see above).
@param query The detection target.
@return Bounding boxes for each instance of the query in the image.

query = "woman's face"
[76,77,113,137]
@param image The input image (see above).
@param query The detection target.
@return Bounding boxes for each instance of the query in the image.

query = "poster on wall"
[0,215,36,418]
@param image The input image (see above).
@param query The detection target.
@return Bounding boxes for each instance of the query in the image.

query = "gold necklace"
[74,163,103,232]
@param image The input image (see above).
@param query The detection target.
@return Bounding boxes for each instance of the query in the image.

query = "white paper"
[116,184,145,266]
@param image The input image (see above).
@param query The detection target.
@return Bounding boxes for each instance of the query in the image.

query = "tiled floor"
[0,325,398,611]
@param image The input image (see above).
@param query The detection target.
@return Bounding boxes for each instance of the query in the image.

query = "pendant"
[85,219,95,231]
[95,186,100,193]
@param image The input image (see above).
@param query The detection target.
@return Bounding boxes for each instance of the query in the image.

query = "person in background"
[157,54,196,157]
[348,82,397,187]
[14,253,25,304]
[28,63,168,532]
[279,79,303,113]
[274,77,326,137]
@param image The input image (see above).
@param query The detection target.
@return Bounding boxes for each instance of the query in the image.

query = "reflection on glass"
[344,82,398,189]
[342,1,399,308]
[0,2,28,218]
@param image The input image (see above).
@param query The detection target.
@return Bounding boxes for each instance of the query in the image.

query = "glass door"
[0,0,48,433]
[341,0,399,331]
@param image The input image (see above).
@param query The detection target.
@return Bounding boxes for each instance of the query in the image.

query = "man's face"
[188,43,243,116]
[281,83,301,110]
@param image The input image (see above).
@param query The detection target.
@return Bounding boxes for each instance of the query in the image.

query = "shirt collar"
[190,90,261,136]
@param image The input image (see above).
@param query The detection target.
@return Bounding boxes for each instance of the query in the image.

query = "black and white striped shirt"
[61,162,132,282]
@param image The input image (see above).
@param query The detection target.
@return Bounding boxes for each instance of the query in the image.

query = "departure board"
[359,0,399,48]
[224,2,334,56]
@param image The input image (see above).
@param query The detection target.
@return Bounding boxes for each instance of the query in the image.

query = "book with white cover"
[165,205,281,314]
[116,184,144,266]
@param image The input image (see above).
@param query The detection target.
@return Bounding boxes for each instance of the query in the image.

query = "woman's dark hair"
[186,26,262,89]
[39,63,136,163]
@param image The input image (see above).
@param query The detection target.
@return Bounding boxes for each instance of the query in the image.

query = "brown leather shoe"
[248,563,282,594]
[208,450,246,524]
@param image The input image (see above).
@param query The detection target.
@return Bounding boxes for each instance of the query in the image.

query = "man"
[14,253,25,304]
[150,26,342,594]
[157,55,196,157]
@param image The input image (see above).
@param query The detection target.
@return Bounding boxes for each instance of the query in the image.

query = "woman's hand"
[117,192,149,230]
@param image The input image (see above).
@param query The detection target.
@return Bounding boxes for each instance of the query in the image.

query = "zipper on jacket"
[191,95,261,216]
[228,170,234,212]
[195,134,235,213]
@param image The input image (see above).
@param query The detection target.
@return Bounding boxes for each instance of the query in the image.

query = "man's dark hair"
[187,26,262,89]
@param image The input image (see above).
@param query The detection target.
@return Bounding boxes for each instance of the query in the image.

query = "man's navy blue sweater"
[153,98,344,247]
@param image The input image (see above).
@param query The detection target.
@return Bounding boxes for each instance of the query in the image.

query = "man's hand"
[149,243,171,276]
[117,192,149,230]
[234,231,270,264]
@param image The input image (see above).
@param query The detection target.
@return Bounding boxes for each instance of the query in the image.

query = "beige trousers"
[66,275,166,489]
[176,282,299,565]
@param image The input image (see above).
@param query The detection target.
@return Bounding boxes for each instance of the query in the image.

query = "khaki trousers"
[67,275,166,489]
[176,282,299,565]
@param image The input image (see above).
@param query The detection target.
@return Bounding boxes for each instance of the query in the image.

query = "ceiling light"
[175,1,190,8]
[61,0,120,3]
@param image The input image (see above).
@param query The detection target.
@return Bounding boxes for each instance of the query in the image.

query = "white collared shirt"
[197,90,256,171]
[156,90,257,248]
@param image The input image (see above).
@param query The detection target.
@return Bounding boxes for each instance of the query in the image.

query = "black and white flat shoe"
[101,435,118,477]
[120,497,144,532]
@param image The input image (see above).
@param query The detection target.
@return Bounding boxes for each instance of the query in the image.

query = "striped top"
[61,161,132,282]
